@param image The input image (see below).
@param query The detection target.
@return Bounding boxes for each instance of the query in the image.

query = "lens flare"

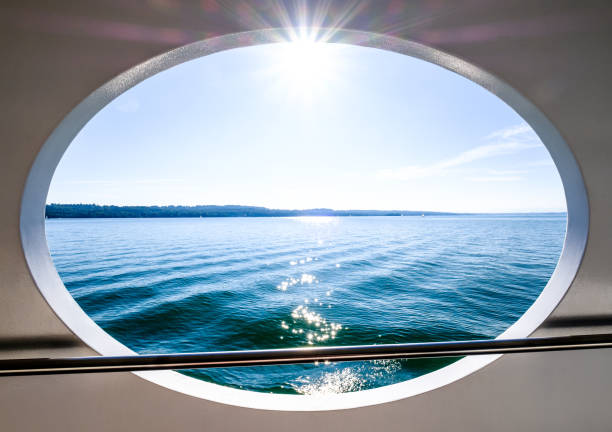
[265,28,340,101]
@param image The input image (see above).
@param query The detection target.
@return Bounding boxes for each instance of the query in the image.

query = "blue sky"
[48,41,566,213]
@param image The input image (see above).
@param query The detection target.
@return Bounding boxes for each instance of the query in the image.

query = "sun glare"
[272,37,337,99]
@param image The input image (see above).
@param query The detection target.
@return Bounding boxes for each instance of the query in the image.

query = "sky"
[48,40,566,213]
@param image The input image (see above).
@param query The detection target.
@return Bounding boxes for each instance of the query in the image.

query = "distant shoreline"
[45,204,566,219]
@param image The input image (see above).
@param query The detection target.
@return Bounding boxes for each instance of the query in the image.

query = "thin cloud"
[379,140,536,181]
[378,123,539,180]
[484,123,532,140]
[437,141,537,168]
[468,176,523,182]
[527,159,555,167]
[486,169,528,175]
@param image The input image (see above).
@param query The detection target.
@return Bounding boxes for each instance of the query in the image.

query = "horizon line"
[45,203,568,215]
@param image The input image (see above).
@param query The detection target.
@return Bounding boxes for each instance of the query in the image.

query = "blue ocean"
[45,214,565,394]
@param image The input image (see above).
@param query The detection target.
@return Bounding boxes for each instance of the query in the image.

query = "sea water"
[46,214,565,394]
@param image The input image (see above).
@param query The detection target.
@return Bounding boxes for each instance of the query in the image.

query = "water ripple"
[46,215,566,394]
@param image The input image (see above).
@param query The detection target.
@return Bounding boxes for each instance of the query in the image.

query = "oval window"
[45,40,566,395]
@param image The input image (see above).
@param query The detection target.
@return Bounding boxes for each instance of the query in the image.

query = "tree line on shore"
[45,204,454,218]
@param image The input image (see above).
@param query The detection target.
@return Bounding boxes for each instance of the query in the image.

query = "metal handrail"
[1,333,612,376]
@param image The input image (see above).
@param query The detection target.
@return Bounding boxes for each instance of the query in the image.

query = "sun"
[271,36,338,100]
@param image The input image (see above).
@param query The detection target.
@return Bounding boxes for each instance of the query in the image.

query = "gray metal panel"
[1,0,612,430]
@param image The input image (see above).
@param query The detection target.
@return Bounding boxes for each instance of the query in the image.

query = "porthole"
[21,29,588,411]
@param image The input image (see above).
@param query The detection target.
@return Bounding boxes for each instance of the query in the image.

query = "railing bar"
[1,333,612,376]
